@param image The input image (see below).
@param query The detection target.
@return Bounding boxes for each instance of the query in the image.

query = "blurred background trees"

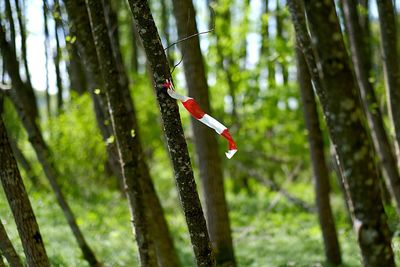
[1,0,400,266]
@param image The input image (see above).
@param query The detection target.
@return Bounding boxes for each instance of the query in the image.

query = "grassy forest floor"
[1,94,400,267]
[1,180,399,266]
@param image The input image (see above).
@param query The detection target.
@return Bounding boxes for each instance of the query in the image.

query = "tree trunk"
[296,47,342,265]
[0,220,23,267]
[264,0,276,87]
[42,0,51,117]
[0,18,38,122]
[5,0,16,53]
[276,0,288,85]
[211,0,239,124]
[9,137,40,187]
[67,42,88,95]
[14,0,33,91]
[171,0,236,266]
[341,0,400,214]
[376,0,400,166]
[6,91,100,266]
[1,17,100,265]
[288,0,395,266]
[53,0,64,113]
[127,1,216,266]
[161,0,174,66]
[65,1,182,265]
[85,0,158,265]
[0,114,50,267]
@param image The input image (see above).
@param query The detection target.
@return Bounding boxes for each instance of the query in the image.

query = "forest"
[1,0,400,266]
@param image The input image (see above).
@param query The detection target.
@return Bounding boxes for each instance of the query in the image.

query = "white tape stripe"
[167,88,191,102]
[199,114,227,135]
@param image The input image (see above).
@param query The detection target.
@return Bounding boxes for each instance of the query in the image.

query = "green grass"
[0,178,399,266]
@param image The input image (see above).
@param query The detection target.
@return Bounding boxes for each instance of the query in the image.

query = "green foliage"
[46,93,110,196]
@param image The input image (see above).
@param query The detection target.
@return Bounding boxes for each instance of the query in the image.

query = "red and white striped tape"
[163,80,237,159]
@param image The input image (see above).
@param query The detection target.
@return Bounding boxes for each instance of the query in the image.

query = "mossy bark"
[127,1,216,266]
[171,0,236,266]
[0,221,23,267]
[85,0,159,266]
[288,0,395,266]
[0,115,49,267]
[0,22,37,122]
[342,0,400,215]
[376,0,400,167]
[296,47,342,265]
[65,1,182,265]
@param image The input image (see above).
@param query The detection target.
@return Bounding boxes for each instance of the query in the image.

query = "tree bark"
[9,137,40,187]
[211,0,239,124]
[85,0,158,266]
[161,0,174,66]
[171,0,236,266]
[0,114,50,267]
[296,47,342,265]
[0,19,38,122]
[376,0,400,166]
[341,0,400,214]
[276,0,288,85]
[67,42,88,95]
[14,0,33,91]
[65,1,182,265]
[288,0,395,266]
[6,89,101,266]
[127,1,216,266]
[5,0,16,53]
[53,0,64,113]
[0,219,23,267]
[42,0,51,117]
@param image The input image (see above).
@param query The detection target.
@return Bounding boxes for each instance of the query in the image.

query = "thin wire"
[166,6,215,74]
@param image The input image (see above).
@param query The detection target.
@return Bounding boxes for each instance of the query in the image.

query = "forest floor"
[1,178,399,267]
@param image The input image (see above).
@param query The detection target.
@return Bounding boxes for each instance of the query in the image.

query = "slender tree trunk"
[127,1,216,266]
[211,0,239,124]
[265,0,276,87]
[64,0,124,190]
[171,0,236,266]
[5,0,16,53]
[53,0,64,113]
[85,1,158,266]
[7,89,101,266]
[0,21,100,266]
[0,220,23,267]
[14,0,32,90]
[43,0,51,117]
[376,0,400,165]
[258,0,269,82]
[0,114,50,267]
[296,47,341,265]
[130,23,139,73]
[288,0,395,266]
[67,43,88,94]
[104,2,183,265]
[0,18,37,122]
[65,2,182,265]
[9,137,40,187]
[161,0,174,66]
[276,0,288,85]
[341,0,400,214]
